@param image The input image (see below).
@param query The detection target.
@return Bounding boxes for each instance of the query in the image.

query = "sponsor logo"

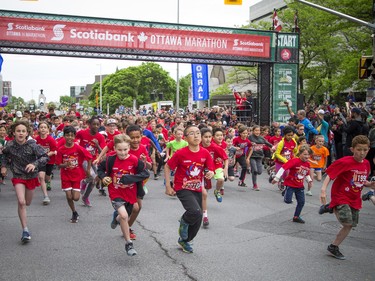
[51,24,66,41]
[233,39,263,47]
[7,23,13,30]
[280,49,291,61]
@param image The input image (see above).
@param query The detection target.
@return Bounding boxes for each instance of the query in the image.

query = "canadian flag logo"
[273,9,282,32]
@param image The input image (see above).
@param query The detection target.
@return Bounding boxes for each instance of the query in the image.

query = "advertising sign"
[272,64,298,123]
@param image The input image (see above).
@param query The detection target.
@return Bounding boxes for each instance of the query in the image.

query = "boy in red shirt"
[56,126,93,223]
[165,125,214,253]
[320,135,375,260]
[98,134,150,256]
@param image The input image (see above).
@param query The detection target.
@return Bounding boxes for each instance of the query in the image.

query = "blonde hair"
[114,134,131,147]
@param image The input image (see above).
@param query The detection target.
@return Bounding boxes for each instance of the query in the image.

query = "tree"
[59,96,75,110]
[89,62,177,114]
[247,0,372,104]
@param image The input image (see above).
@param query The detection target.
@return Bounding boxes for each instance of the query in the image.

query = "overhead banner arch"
[0,10,299,124]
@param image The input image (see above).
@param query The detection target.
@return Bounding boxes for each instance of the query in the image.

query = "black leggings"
[176,190,202,242]
[236,155,247,182]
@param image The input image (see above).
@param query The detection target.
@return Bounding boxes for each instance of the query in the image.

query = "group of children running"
[1,115,374,260]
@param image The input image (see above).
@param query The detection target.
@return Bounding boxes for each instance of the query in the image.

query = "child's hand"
[25,164,36,173]
[140,154,147,162]
[102,177,112,186]
[205,171,214,180]
[93,158,100,165]
[165,184,176,196]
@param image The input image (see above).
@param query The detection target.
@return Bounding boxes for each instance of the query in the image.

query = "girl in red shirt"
[232,126,253,187]
[272,145,313,224]
[35,122,57,205]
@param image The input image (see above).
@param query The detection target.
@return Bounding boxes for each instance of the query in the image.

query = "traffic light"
[358,56,373,79]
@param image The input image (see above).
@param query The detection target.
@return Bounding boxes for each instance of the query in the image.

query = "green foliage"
[246,0,372,104]
[89,62,177,113]
[178,74,192,108]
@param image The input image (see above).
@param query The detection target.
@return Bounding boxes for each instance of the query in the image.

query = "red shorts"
[12,178,40,190]
[61,180,80,191]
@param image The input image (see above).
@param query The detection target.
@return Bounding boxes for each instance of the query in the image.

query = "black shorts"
[39,164,54,176]
[111,198,133,216]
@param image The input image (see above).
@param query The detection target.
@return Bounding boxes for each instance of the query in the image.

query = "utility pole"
[296,0,375,90]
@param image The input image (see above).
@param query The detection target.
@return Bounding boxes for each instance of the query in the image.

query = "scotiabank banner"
[0,16,271,58]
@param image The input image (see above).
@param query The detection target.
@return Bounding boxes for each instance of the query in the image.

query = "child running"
[1,121,48,243]
[35,121,57,204]
[320,135,375,260]
[272,145,313,224]
[56,126,93,223]
[98,134,150,256]
[76,116,106,206]
[165,125,214,253]
[233,126,253,187]
[248,125,272,191]
[307,135,329,196]
[200,127,228,226]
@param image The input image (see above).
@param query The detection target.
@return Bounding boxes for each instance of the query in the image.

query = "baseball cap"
[16,111,22,118]
[106,118,117,125]
[318,109,325,115]
[351,107,361,114]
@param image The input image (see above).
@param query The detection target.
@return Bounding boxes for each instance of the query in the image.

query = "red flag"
[273,9,282,32]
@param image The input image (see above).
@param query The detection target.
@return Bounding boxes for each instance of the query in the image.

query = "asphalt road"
[0,169,374,281]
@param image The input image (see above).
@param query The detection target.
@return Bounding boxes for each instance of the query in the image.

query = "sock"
[203,210,208,218]
[126,240,132,244]
[23,227,29,232]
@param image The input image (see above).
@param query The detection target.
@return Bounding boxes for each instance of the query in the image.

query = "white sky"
[0,0,261,103]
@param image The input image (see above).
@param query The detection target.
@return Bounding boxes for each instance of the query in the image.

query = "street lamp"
[99,64,102,114]
[176,0,180,111]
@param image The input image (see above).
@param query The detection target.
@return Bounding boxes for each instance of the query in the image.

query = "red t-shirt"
[76,129,106,158]
[275,138,297,165]
[141,136,151,153]
[201,142,228,170]
[108,154,139,204]
[56,144,93,182]
[282,158,311,188]
[106,130,121,143]
[269,135,282,146]
[212,139,227,150]
[35,135,57,164]
[167,146,214,192]
[326,156,370,210]
[129,145,152,164]
[232,137,252,158]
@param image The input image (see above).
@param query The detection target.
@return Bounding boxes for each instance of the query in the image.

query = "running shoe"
[318,204,333,215]
[238,181,247,187]
[80,179,87,195]
[111,210,119,229]
[220,188,224,196]
[306,191,313,196]
[43,196,50,205]
[125,242,137,256]
[327,244,345,260]
[82,197,92,207]
[99,188,106,196]
[178,218,189,241]
[143,185,149,195]
[130,228,137,240]
[21,231,31,244]
[214,190,223,202]
[362,190,374,201]
[177,238,193,253]
[253,184,260,191]
[46,182,51,191]
[154,175,159,180]
[70,211,79,223]
[268,172,275,183]
[292,216,305,224]
[203,217,209,227]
